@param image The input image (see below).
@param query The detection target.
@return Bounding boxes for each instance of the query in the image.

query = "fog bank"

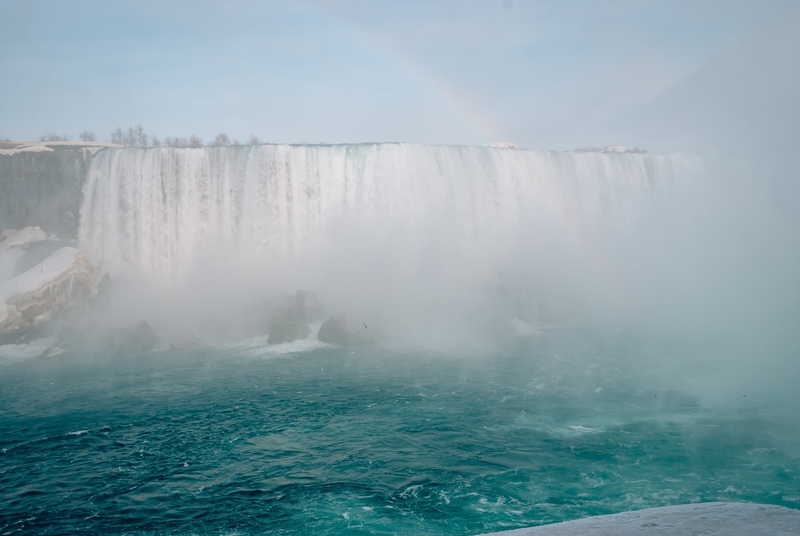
[74,144,800,348]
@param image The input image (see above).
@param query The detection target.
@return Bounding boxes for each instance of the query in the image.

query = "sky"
[1,0,798,151]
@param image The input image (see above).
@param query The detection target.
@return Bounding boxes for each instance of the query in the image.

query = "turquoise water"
[1,330,799,534]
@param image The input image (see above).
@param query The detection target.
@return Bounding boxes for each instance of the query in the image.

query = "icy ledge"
[479,503,800,536]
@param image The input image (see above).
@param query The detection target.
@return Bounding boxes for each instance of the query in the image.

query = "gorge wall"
[0,142,117,241]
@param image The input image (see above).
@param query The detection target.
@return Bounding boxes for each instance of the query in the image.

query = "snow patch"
[479,502,800,535]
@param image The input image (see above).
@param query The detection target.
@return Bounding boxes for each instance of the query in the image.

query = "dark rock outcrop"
[0,144,101,240]
[266,290,319,345]
[295,290,319,323]
[267,320,312,345]
[103,320,159,355]
[317,314,350,346]
[317,314,371,346]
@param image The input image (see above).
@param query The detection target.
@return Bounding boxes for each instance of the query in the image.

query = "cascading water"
[79,144,698,277]
[78,144,703,337]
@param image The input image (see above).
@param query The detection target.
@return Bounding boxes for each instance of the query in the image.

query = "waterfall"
[79,144,699,279]
[76,144,715,338]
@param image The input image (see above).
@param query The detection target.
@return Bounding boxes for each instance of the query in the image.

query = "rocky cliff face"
[0,142,118,241]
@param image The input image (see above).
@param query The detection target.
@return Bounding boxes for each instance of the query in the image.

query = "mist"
[66,144,798,354]
[3,3,800,534]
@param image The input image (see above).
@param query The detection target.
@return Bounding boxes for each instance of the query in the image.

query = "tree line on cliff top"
[30,125,262,147]
[109,125,261,147]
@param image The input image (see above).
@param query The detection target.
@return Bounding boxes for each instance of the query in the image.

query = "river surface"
[1,330,799,535]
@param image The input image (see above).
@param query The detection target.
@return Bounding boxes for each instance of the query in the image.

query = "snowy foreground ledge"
[479,503,800,536]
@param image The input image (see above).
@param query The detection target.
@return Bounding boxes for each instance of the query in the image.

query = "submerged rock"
[103,321,159,355]
[0,247,98,339]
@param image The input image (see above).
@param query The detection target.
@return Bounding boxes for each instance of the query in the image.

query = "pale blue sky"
[1,0,798,151]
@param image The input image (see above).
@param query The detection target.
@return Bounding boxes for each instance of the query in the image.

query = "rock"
[265,289,319,344]
[0,247,98,337]
[318,314,350,346]
[318,314,371,346]
[103,320,160,355]
[267,317,311,344]
[295,289,319,323]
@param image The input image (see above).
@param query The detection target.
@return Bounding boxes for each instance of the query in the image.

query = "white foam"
[567,425,601,434]
[226,321,329,357]
[0,337,56,364]
[510,318,544,337]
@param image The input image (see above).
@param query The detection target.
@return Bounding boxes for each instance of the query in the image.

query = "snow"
[604,145,647,154]
[0,141,122,156]
[0,247,81,324]
[487,142,518,149]
[0,144,53,155]
[0,227,48,251]
[0,249,24,283]
[0,247,81,303]
[0,227,50,284]
[479,502,800,535]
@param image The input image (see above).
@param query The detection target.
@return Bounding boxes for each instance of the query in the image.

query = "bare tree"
[124,126,135,147]
[79,131,97,142]
[232,138,240,146]
[151,134,161,147]
[213,133,230,146]
[248,134,260,145]
[39,132,70,142]
[110,128,124,145]
[166,136,189,148]
[135,124,148,147]
[188,135,203,148]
